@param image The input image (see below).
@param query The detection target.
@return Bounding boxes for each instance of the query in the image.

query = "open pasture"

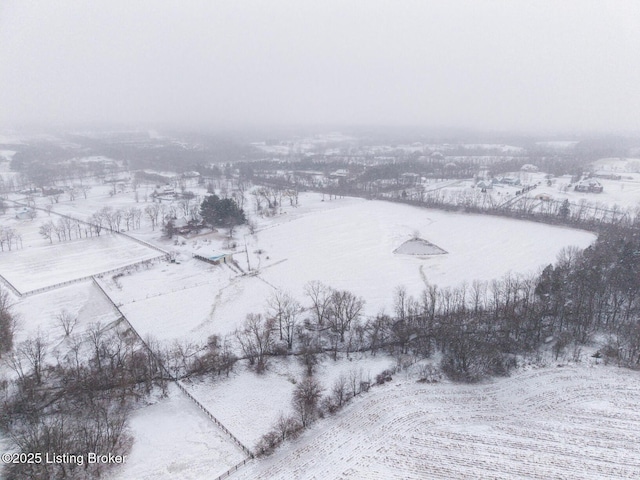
[0,230,162,292]
[100,195,595,342]
[241,197,596,316]
[236,365,640,480]
[109,384,246,480]
[10,281,120,346]
[184,355,394,448]
[100,257,251,345]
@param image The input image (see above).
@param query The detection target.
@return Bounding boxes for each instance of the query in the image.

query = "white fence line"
[0,273,21,297]
[90,277,254,461]
[18,255,166,297]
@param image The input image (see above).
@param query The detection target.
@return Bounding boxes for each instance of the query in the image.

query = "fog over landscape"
[1,1,640,132]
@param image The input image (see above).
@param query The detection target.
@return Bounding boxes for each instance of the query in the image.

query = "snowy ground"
[0,186,615,480]
[107,384,246,480]
[98,195,594,347]
[0,231,162,293]
[236,365,640,480]
[98,256,245,346]
[239,197,595,317]
[9,281,120,347]
[184,355,395,449]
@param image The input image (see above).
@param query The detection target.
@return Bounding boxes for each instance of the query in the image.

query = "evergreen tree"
[200,195,246,228]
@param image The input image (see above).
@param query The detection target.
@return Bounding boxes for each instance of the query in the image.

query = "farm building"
[400,173,420,185]
[574,179,603,193]
[207,251,233,265]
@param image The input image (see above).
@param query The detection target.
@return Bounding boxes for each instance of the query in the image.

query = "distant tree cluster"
[233,284,365,375]
[159,334,236,380]
[38,206,146,244]
[0,227,22,251]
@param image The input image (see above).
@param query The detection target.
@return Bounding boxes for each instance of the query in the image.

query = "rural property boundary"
[2,199,170,297]
[90,277,255,476]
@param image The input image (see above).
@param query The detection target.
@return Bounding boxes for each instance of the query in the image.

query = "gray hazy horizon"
[1,1,639,134]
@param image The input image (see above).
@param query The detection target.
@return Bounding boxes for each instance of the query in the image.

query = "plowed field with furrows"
[236,366,640,480]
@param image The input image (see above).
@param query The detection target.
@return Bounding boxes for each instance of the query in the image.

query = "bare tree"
[292,376,324,427]
[274,413,299,442]
[38,221,55,244]
[235,314,275,373]
[1,227,18,251]
[329,289,365,342]
[56,309,78,337]
[144,203,161,230]
[304,281,333,331]
[328,374,348,411]
[90,212,104,236]
[267,291,302,349]
[18,332,48,385]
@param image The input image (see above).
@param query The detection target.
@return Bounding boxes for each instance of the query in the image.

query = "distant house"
[492,176,521,186]
[521,164,539,172]
[501,176,521,186]
[173,217,202,235]
[15,207,34,220]
[574,179,603,193]
[476,180,493,191]
[42,187,65,197]
[591,171,621,180]
[329,169,348,178]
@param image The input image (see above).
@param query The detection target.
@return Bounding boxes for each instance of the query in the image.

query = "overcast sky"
[1,1,639,133]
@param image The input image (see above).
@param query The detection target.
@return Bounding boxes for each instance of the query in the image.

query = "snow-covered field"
[108,384,246,480]
[240,197,595,316]
[185,355,395,448]
[236,365,640,480]
[10,281,120,346]
[99,195,595,346]
[0,232,162,292]
[98,256,250,345]
[1,185,619,480]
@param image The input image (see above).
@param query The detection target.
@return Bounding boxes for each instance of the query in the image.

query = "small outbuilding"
[207,251,233,265]
[15,207,34,220]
